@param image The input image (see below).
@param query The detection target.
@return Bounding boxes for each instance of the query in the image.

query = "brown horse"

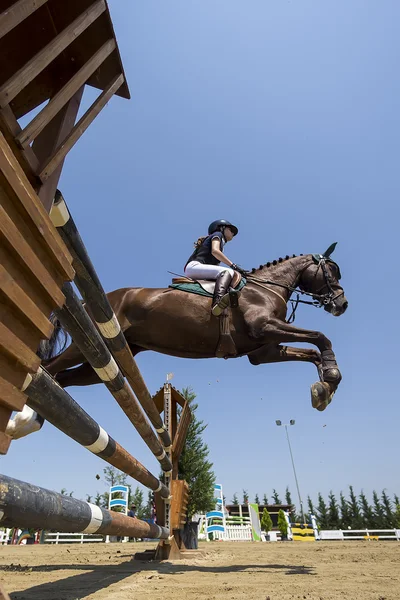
[45,245,347,411]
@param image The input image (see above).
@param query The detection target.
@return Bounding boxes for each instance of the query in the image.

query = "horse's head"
[300,243,348,316]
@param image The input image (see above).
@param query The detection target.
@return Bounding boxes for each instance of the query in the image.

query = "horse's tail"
[37,313,69,361]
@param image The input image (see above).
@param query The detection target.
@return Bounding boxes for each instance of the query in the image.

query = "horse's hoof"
[311,382,331,411]
[322,367,342,384]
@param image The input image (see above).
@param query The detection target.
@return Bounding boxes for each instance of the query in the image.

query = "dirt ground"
[1,540,399,600]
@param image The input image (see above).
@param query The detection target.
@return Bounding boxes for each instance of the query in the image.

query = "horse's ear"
[323,242,337,258]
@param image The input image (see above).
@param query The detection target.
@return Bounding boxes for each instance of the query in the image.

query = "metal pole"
[284,425,306,525]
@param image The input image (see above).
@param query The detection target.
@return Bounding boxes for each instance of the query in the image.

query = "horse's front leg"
[247,318,341,411]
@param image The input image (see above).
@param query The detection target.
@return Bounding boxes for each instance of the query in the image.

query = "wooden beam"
[0,205,66,307]
[0,264,53,339]
[0,322,41,373]
[39,73,124,181]
[34,87,84,212]
[0,0,50,40]
[0,130,74,280]
[17,39,116,148]
[0,0,106,107]
[0,375,27,413]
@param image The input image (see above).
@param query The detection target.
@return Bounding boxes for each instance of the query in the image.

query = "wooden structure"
[0,1,192,573]
[135,383,195,561]
[0,0,128,454]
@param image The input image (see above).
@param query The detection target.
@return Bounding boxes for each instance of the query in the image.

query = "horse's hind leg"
[44,342,86,377]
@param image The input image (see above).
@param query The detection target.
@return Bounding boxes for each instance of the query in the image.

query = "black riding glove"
[231,263,247,276]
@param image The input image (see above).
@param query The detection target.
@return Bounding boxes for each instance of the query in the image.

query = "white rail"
[44,532,104,544]
[319,529,400,541]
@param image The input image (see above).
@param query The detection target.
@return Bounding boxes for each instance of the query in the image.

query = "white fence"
[43,532,104,544]
[212,524,253,541]
[319,529,400,541]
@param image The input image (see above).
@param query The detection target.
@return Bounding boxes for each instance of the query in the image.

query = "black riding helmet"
[208,219,238,236]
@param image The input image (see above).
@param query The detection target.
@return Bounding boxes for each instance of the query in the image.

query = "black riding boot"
[212,270,233,316]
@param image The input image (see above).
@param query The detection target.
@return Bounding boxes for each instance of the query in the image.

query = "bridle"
[246,257,344,323]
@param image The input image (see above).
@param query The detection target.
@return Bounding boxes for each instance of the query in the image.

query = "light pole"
[276,419,306,525]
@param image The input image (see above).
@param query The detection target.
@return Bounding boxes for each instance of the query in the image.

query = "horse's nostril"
[343,301,348,311]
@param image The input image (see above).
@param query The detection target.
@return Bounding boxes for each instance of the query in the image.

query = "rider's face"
[224,227,234,241]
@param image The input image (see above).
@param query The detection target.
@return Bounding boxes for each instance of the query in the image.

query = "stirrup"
[212,293,230,317]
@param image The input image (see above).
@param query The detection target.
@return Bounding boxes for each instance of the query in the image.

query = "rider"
[184,219,246,316]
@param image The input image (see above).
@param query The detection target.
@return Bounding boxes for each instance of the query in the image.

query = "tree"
[277,509,288,539]
[263,494,268,505]
[178,388,216,519]
[394,503,400,528]
[261,509,273,533]
[359,491,375,528]
[272,489,282,504]
[232,493,239,505]
[285,486,297,521]
[254,494,260,505]
[242,490,249,504]
[348,486,363,528]
[394,494,400,507]
[327,491,340,529]
[100,466,129,510]
[372,490,385,529]
[60,488,74,497]
[307,496,315,516]
[339,492,351,529]
[316,493,329,529]
[381,490,394,528]
[130,487,146,519]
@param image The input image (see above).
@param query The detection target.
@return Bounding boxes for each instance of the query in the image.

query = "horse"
[42,243,347,413]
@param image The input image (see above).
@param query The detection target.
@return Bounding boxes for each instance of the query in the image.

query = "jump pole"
[50,191,171,448]
[25,367,170,498]
[53,281,172,475]
[0,474,169,540]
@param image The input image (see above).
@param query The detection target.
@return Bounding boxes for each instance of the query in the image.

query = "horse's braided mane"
[250,254,304,274]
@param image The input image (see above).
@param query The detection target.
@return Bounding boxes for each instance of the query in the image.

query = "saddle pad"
[169,277,246,298]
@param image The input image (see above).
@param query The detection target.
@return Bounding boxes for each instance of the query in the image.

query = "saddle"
[170,276,241,359]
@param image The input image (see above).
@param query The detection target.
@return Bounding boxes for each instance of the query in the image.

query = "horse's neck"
[256,255,312,299]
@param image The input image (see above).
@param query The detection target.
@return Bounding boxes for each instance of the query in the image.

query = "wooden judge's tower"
[0,0,129,453]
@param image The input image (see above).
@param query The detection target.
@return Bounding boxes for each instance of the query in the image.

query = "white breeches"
[185,261,234,280]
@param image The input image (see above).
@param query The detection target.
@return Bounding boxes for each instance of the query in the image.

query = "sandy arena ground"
[1,540,399,600]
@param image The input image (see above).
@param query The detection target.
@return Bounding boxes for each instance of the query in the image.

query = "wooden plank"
[17,39,116,148]
[0,105,40,179]
[0,322,41,372]
[39,73,124,180]
[0,264,53,339]
[172,403,192,460]
[0,204,66,307]
[0,0,106,107]
[34,86,84,212]
[0,131,74,280]
[0,375,27,412]
[0,0,50,39]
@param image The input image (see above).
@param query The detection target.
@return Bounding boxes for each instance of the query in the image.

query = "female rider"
[184,219,246,316]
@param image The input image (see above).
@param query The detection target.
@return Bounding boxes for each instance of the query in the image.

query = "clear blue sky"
[3,1,399,509]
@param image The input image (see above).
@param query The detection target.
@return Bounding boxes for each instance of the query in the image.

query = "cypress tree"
[178,388,216,519]
[394,503,400,528]
[327,491,340,529]
[242,489,249,504]
[261,509,273,533]
[372,490,385,529]
[381,490,394,527]
[277,509,288,539]
[272,489,282,504]
[359,491,375,528]
[317,493,329,529]
[348,486,363,528]
[307,496,315,516]
[339,491,351,529]
[232,493,239,505]
[263,493,269,505]
[254,494,260,505]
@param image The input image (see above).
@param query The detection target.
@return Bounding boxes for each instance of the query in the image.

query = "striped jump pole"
[50,191,171,448]
[26,367,170,498]
[54,281,172,475]
[0,474,169,540]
